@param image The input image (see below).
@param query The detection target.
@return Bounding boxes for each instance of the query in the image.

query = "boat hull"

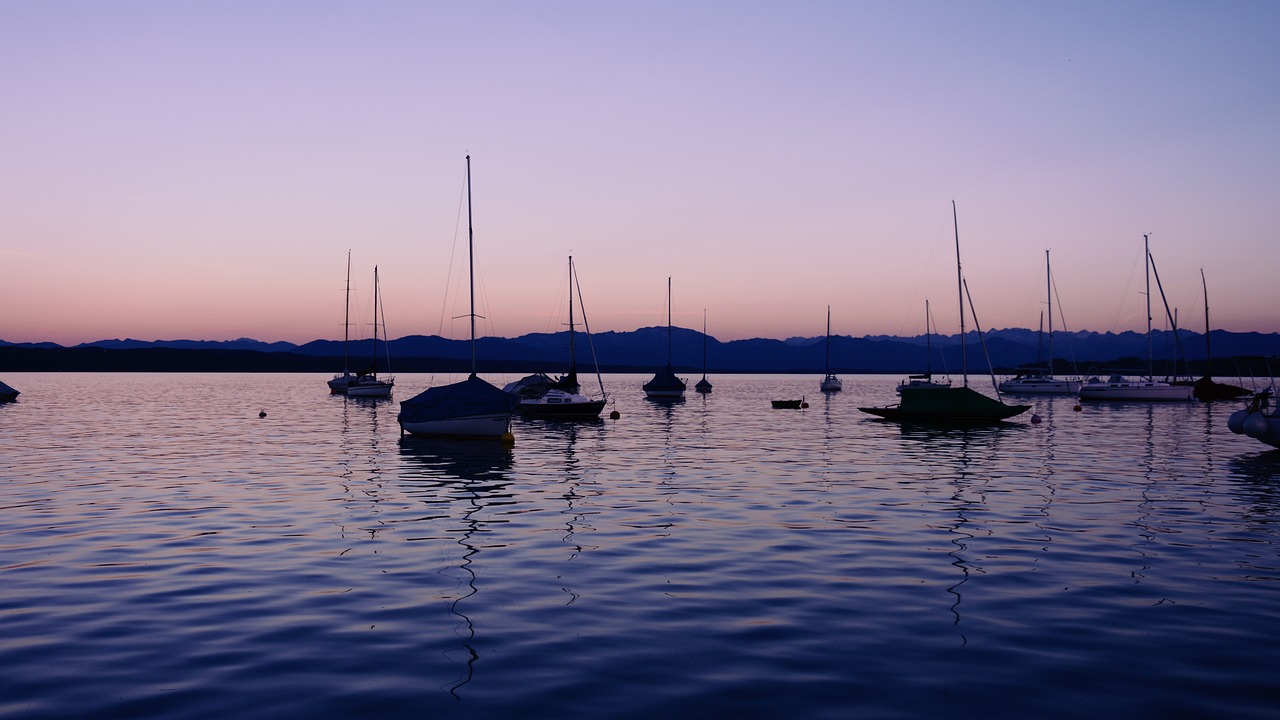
[896,378,951,394]
[998,377,1082,395]
[346,382,393,398]
[1183,377,1251,401]
[859,386,1030,423]
[0,382,18,403]
[518,396,606,419]
[820,375,842,392]
[399,413,512,439]
[643,364,686,399]
[327,375,353,394]
[1078,378,1193,401]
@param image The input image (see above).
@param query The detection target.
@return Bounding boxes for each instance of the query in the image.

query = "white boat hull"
[896,380,951,395]
[1078,377,1193,401]
[820,376,842,392]
[400,413,512,439]
[347,382,393,398]
[998,377,1083,395]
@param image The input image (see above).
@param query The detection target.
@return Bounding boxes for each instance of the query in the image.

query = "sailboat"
[1078,235,1193,401]
[999,250,1081,394]
[643,277,687,399]
[1182,269,1249,401]
[398,156,518,440]
[346,265,394,398]
[0,380,18,403]
[327,250,355,394]
[859,202,1030,422]
[515,256,608,418]
[897,300,951,393]
[695,310,713,393]
[820,306,842,392]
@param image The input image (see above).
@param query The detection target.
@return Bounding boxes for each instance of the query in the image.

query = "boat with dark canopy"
[643,277,687,400]
[398,155,517,440]
[860,202,1030,423]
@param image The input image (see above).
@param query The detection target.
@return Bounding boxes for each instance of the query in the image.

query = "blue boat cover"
[398,374,518,424]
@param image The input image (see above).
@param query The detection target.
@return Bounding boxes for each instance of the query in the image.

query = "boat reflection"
[397,438,514,698]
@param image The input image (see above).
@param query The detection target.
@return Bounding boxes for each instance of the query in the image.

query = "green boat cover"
[859,385,1029,422]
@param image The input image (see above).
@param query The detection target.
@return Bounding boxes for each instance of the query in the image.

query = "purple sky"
[3,1,1277,346]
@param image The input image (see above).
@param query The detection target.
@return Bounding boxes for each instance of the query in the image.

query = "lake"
[1,372,1278,719]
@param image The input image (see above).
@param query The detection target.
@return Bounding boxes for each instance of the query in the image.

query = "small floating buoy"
[609,410,620,419]
[258,409,266,418]
[501,432,515,445]
[1030,413,1042,424]
[1073,404,1082,412]
[800,402,809,409]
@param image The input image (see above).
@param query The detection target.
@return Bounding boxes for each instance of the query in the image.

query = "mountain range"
[3,327,1278,375]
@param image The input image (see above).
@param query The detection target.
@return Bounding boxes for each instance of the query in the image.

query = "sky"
[2,1,1278,346]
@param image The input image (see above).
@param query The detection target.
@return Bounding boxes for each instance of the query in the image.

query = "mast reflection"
[397,438,514,698]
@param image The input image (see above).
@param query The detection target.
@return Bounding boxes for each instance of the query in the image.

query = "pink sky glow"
[3,2,1278,347]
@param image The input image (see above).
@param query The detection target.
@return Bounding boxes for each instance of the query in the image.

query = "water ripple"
[0,373,1278,718]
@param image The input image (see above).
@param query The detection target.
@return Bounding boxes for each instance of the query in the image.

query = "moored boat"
[643,277,687,400]
[820,306,842,393]
[345,265,394,399]
[695,310,713,394]
[772,398,806,409]
[999,250,1081,395]
[861,202,1029,423]
[1078,373,1193,401]
[327,250,356,394]
[515,256,608,419]
[1176,270,1249,401]
[897,299,950,394]
[0,380,18,403]
[1078,235,1191,402]
[861,384,1030,422]
[398,155,516,440]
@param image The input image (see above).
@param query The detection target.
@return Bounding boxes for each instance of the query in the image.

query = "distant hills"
[2,327,1278,374]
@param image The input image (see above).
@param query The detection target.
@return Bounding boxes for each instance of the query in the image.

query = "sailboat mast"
[467,155,477,376]
[371,265,380,374]
[342,249,351,375]
[925,299,933,375]
[666,276,673,367]
[1046,249,1054,377]
[1201,268,1211,377]
[1145,233,1153,380]
[825,305,832,374]
[1035,311,1044,367]
[568,256,577,372]
[702,309,708,373]
[954,201,967,386]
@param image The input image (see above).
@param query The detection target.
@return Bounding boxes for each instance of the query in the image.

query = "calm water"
[1,372,1278,719]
